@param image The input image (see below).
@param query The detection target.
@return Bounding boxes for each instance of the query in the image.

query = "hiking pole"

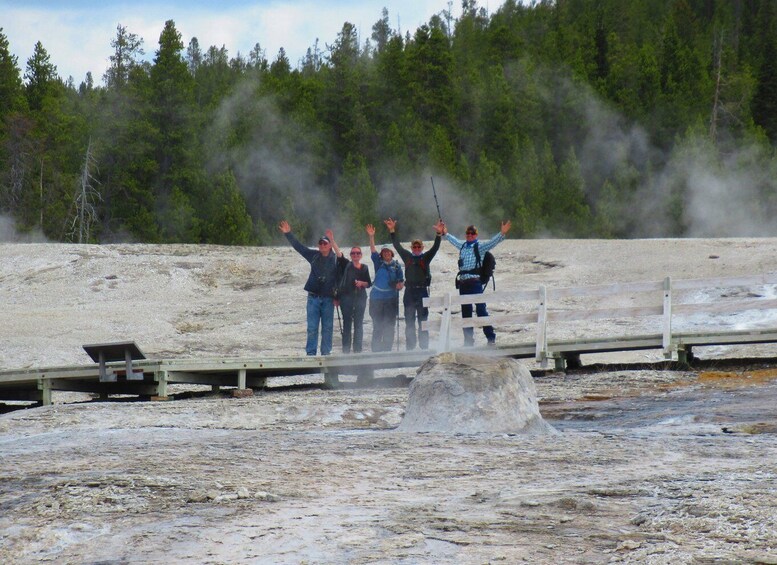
[430,176,442,220]
[395,294,401,351]
[336,304,343,337]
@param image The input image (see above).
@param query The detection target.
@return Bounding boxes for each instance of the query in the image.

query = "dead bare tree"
[68,139,101,243]
[709,29,751,144]
[710,31,723,142]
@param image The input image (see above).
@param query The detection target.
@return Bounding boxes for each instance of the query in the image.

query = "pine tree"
[149,20,200,241]
[751,4,777,142]
[0,29,26,116]
[0,28,29,215]
[321,22,369,164]
[200,170,254,245]
[104,24,144,90]
[406,23,455,133]
[24,41,58,112]
[338,153,378,238]
[371,8,393,54]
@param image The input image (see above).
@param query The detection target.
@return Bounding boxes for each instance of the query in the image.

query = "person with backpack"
[278,220,339,356]
[325,229,371,354]
[366,223,405,352]
[442,220,511,346]
[384,217,445,350]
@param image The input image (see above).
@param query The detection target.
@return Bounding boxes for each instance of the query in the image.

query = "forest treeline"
[3,0,777,244]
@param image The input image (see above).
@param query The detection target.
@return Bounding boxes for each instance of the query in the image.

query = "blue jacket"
[445,232,504,281]
[370,252,404,301]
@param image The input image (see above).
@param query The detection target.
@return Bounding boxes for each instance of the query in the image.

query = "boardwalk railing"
[5,272,777,406]
[423,273,777,367]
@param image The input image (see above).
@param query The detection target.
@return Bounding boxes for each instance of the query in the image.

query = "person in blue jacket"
[366,223,404,352]
[279,220,338,356]
[443,220,511,346]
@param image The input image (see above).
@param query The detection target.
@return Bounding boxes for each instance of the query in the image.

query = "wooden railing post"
[154,370,168,399]
[662,276,673,359]
[437,292,453,352]
[238,368,247,390]
[38,377,52,406]
[535,285,548,366]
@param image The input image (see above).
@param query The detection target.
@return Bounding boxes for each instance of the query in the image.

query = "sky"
[1,0,457,84]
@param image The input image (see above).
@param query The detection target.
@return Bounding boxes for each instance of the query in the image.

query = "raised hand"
[433,219,445,235]
[325,228,343,256]
[384,218,396,233]
[365,224,376,237]
[278,220,291,233]
[500,220,512,235]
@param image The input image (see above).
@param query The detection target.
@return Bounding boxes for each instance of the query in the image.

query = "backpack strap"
[458,243,481,277]
[338,262,352,294]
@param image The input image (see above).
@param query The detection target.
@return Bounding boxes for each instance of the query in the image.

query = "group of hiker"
[279,217,512,356]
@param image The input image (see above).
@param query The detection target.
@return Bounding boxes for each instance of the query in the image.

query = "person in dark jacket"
[366,223,404,352]
[326,229,371,353]
[384,217,445,350]
[279,220,338,356]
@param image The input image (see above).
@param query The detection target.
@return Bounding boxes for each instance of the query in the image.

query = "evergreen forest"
[3,0,777,244]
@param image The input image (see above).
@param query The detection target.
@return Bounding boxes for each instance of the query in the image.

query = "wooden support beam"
[662,276,673,359]
[37,378,50,405]
[324,369,340,389]
[238,368,247,390]
[154,370,168,399]
[535,285,548,366]
[356,368,375,386]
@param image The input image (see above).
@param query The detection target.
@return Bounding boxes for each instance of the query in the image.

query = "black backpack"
[473,243,496,289]
[406,254,432,288]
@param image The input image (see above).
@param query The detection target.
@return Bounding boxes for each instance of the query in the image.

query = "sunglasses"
[466,231,477,235]
[411,245,423,249]
[350,251,362,255]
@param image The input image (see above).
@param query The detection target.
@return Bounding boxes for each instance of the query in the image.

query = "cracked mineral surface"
[2,239,777,563]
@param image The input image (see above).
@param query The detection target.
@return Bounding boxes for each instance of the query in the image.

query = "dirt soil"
[2,238,777,564]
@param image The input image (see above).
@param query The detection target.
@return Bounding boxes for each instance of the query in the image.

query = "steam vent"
[397,352,557,434]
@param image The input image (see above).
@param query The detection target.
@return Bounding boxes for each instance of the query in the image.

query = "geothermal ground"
[1,238,777,564]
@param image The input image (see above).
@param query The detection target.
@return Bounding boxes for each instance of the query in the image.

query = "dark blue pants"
[369,298,398,352]
[306,295,334,355]
[458,278,495,346]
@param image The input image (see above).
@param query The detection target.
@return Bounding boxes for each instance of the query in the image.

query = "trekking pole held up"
[430,176,442,220]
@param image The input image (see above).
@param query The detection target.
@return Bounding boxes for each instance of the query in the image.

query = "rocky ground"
[2,238,777,563]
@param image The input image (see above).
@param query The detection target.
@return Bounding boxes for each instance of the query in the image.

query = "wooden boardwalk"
[0,350,433,406]
[3,272,777,406]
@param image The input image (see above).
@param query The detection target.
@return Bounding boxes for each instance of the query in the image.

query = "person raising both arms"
[442,220,511,346]
[384,217,445,350]
[365,223,404,352]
